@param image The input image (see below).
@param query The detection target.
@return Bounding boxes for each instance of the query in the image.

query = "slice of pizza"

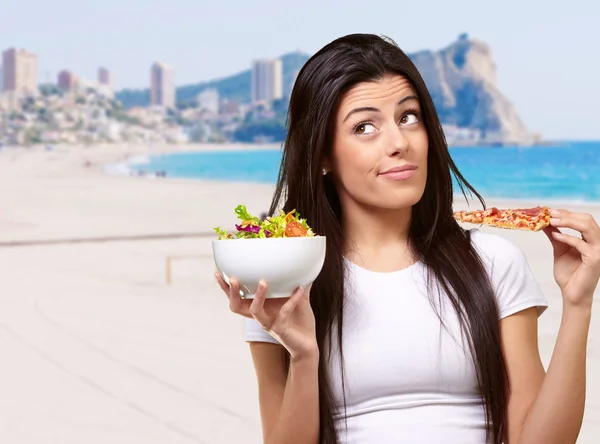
[453,206,551,232]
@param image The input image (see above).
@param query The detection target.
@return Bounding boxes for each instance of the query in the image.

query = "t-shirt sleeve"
[243,318,282,345]
[471,230,549,320]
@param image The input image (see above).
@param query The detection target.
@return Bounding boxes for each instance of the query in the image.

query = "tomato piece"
[285,221,307,237]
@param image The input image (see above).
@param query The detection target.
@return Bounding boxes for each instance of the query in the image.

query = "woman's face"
[327,74,429,212]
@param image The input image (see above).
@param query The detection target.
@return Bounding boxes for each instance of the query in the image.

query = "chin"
[375,188,425,210]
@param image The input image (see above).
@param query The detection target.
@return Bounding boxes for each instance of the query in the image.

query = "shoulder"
[466,229,548,319]
[468,228,526,263]
[467,228,532,278]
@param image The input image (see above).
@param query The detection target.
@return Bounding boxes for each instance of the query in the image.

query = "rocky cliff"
[410,34,530,144]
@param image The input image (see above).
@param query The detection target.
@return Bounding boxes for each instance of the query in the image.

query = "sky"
[0,0,598,140]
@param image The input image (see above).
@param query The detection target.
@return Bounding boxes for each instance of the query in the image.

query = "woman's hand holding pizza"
[544,209,600,308]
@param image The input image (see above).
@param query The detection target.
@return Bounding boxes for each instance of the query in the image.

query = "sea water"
[131,141,600,203]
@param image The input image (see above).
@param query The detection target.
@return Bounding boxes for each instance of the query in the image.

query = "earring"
[322,168,328,176]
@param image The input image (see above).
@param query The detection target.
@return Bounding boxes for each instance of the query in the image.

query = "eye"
[400,112,419,126]
[354,122,376,135]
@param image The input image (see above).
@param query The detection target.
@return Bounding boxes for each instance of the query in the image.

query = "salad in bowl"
[214,204,316,239]
[212,205,326,299]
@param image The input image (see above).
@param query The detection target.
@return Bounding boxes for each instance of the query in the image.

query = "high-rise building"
[57,70,78,90]
[251,59,283,103]
[2,48,38,95]
[98,67,114,97]
[150,62,175,108]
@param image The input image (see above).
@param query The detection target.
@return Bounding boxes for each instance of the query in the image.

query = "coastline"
[95,143,600,209]
[0,143,599,443]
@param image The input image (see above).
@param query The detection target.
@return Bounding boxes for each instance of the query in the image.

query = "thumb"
[543,226,570,257]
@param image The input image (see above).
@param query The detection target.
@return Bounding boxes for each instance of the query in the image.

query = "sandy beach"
[0,143,598,444]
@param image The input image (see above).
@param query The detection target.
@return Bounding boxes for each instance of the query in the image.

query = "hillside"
[115,35,532,144]
[116,52,308,108]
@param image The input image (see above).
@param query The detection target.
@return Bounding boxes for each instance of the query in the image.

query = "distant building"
[150,62,175,108]
[442,124,481,145]
[2,48,38,95]
[251,58,283,103]
[220,99,241,116]
[98,67,114,98]
[57,70,79,90]
[196,88,219,114]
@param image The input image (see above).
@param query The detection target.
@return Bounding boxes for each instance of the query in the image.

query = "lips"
[378,165,418,181]
[379,165,418,175]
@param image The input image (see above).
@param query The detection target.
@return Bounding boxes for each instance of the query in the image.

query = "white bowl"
[212,236,326,299]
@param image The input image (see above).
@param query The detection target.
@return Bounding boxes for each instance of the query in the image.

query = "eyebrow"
[342,95,419,123]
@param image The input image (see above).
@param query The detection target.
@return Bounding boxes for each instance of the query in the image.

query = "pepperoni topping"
[517,206,545,216]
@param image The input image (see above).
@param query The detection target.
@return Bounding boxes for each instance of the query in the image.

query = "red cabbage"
[235,224,272,237]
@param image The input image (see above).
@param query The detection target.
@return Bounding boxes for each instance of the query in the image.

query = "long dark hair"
[269,33,508,444]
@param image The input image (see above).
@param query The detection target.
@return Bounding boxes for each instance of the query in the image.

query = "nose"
[385,123,409,157]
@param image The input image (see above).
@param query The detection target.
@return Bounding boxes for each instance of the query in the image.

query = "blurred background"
[0,1,598,443]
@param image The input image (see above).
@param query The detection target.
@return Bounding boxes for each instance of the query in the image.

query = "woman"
[215,33,600,443]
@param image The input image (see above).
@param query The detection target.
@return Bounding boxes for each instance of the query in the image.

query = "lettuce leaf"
[234,204,260,224]
[213,226,232,240]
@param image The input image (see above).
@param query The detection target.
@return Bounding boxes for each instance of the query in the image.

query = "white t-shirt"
[243,230,548,443]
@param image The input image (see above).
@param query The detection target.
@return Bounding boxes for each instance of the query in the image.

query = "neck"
[341,199,415,272]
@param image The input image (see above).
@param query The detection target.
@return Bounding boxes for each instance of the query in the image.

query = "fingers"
[227,277,245,314]
[214,274,310,329]
[278,287,306,320]
[249,281,273,330]
[219,275,249,314]
[550,209,600,246]
[214,272,229,294]
[214,273,254,317]
[550,230,594,258]
[214,272,242,311]
[543,226,571,258]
